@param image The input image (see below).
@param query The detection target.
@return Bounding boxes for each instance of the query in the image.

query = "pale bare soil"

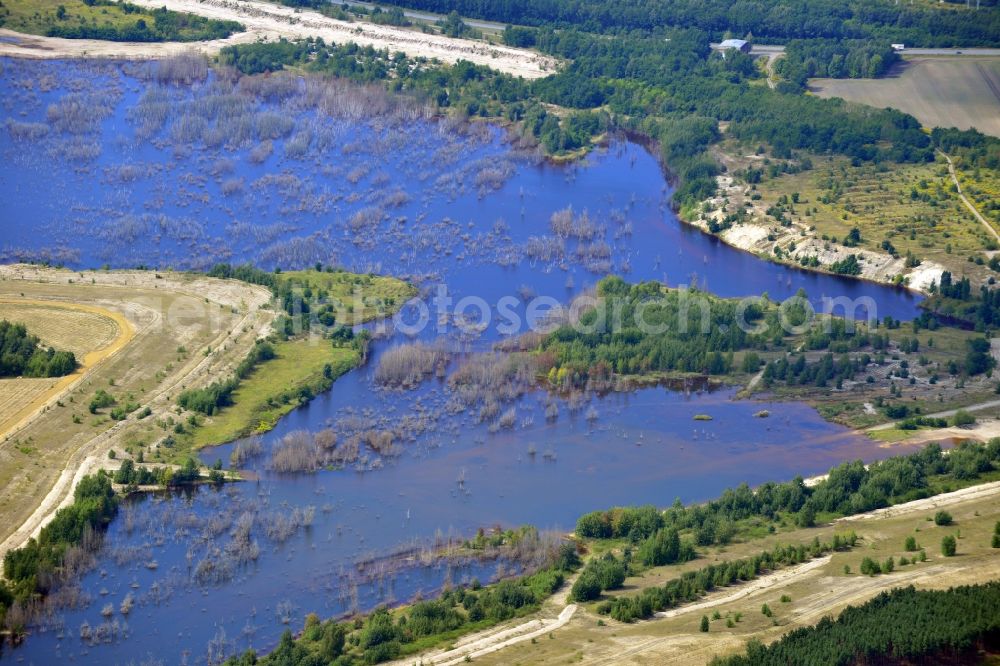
[0,0,557,78]
[450,480,1000,666]
[0,26,254,60]
[690,157,946,294]
[811,57,1000,138]
[0,265,275,569]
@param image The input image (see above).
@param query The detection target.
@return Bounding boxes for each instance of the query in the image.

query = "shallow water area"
[0,57,931,664]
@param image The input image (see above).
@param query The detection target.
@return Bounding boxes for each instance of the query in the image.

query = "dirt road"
[868,397,1000,432]
[0,0,556,78]
[654,556,832,620]
[0,266,275,571]
[938,150,999,243]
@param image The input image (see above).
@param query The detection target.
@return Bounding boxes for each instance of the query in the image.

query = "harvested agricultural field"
[0,300,120,357]
[0,378,58,435]
[0,299,132,438]
[810,57,1000,137]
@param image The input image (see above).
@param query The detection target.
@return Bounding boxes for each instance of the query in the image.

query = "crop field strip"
[0,268,275,556]
[0,301,119,357]
[810,57,1000,138]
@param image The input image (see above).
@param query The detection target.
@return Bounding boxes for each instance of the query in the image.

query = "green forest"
[218,18,1000,210]
[375,0,1000,46]
[536,276,904,387]
[0,319,76,378]
[577,440,1000,555]
[712,582,1000,665]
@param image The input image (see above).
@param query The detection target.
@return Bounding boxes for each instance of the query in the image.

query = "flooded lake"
[0,58,928,664]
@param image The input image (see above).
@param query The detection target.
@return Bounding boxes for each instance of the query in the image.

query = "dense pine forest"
[711,583,1000,665]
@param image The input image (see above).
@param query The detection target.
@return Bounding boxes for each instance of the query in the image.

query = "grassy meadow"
[0,0,242,41]
[755,154,996,271]
[185,339,359,450]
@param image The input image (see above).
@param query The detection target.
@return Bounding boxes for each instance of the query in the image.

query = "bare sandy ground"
[0,27,257,60]
[0,0,557,78]
[653,556,832,620]
[836,478,1000,523]
[0,265,275,570]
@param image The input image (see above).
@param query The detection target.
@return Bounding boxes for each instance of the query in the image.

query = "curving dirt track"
[0,299,134,441]
[0,265,276,570]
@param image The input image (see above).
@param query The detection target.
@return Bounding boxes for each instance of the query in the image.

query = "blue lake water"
[0,58,929,664]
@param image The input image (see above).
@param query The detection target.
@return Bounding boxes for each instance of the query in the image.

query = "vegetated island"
[170,263,417,454]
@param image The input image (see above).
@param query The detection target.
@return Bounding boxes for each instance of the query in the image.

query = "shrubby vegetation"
[41,0,242,41]
[599,535,857,622]
[711,582,1000,665]
[0,320,76,378]
[223,540,580,665]
[570,552,627,601]
[537,276,893,389]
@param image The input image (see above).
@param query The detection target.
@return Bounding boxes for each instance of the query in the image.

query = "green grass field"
[1,0,152,35]
[810,57,1000,138]
[186,340,359,450]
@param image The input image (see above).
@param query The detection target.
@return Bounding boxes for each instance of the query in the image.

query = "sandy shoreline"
[0,0,556,78]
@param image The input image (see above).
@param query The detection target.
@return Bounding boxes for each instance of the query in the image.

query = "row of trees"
[0,458,219,631]
[177,340,275,415]
[2,474,117,612]
[599,536,856,622]
[0,320,76,378]
[712,582,1000,665]
[577,441,1000,548]
[224,542,580,665]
